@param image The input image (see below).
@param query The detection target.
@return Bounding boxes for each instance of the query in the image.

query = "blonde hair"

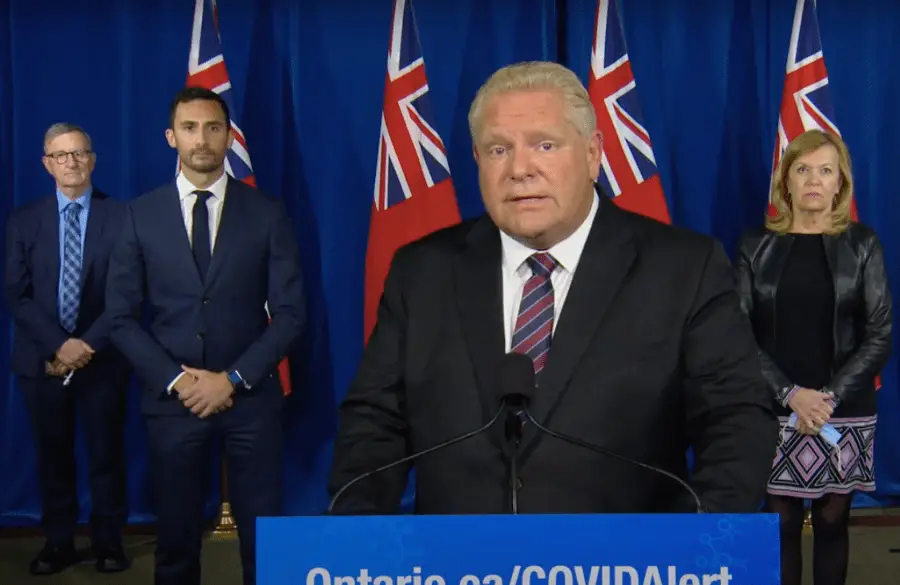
[468,61,596,141]
[766,129,853,235]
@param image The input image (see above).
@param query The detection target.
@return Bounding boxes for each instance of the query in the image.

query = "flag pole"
[210,459,237,539]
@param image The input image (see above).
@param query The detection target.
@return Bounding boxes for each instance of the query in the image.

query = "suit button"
[202,298,210,304]
[197,332,205,339]
[516,478,523,490]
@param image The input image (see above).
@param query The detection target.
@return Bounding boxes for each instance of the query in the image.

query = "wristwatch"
[227,370,247,389]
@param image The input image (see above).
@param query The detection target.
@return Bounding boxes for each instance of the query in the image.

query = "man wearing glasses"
[3,123,131,575]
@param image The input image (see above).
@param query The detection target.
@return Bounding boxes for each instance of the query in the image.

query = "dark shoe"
[94,545,130,573]
[28,542,87,576]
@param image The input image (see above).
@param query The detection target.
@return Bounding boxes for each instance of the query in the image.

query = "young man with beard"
[105,87,305,585]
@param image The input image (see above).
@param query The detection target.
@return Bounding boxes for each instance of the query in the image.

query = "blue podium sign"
[258,514,779,585]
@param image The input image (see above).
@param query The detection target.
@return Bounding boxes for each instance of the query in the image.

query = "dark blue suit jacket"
[105,177,305,415]
[4,190,128,378]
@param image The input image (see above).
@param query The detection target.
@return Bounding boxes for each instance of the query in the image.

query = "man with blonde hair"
[328,61,778,514]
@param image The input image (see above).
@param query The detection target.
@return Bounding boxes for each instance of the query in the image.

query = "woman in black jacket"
[735,129,891,585]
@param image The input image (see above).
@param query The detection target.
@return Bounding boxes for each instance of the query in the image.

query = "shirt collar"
[56,186,93,214]
[175,170,229,201]
[500,189,599,276]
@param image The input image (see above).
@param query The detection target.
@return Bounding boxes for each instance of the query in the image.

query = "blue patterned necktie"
[511,252,558,375]
[59,202,83,332]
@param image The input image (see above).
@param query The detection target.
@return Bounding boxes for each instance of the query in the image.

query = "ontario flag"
[364,0,460,342]
[769,0,858,222]
[588,0,670,224]
[184,0,292,395]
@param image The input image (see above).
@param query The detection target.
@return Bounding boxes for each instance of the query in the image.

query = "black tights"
[765,493,853,585]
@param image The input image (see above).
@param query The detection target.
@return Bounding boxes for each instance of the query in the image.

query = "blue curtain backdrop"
[0,0,898,526]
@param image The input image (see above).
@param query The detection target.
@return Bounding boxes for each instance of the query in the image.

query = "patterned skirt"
[767,415,877,499]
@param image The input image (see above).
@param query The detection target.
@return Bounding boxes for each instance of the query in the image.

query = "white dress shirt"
[175,170,229,251]
[499,191,599,351]
[167,170,229,391]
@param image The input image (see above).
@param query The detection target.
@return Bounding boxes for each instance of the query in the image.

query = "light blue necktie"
[59,202,83,332]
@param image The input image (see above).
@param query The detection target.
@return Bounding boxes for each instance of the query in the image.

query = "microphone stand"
[520,408,705,513]
[505,410,523,514]
[328,408,505,514]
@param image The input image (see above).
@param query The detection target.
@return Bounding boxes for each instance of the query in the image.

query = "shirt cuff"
[781,385,801,408]
[167,372,186,394]
[823,387,840,408]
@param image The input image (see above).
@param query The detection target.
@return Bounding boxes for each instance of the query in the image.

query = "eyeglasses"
[45,150,92,164]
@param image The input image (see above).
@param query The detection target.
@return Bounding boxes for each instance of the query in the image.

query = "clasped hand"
[174,366,235,419]
[45,338,94,378]
[788,388,834,435]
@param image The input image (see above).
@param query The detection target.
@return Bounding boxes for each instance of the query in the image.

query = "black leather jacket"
[734,223,892,411]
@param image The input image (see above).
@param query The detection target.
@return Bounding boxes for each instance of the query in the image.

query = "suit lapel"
[822,233,848,323]
[204,178,241,291]
[822,233,842,284]
[44,197,61,283]
[454,218,507,433]
[757,233,793,306]
[163,184,204,289]
[79,194,107,287]
[519,199,637,454]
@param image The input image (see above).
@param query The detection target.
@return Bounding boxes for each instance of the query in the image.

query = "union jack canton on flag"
[770,0,858,221]
[588,0,670,224]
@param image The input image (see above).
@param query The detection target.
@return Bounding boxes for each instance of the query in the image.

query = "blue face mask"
[819,424,842,446]
[787,412,842,446]
[782,413,844,475]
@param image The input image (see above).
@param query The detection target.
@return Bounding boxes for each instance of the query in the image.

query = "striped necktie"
[59,202,83,332]
[510,252,558,375]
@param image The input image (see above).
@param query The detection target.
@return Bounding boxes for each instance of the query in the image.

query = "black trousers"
[146,389,283,585]
[19,371,129,548]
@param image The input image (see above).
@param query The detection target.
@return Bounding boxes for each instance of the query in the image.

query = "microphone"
[497,353,706,514]
[327,402,505,514]
[496,355,536,515]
